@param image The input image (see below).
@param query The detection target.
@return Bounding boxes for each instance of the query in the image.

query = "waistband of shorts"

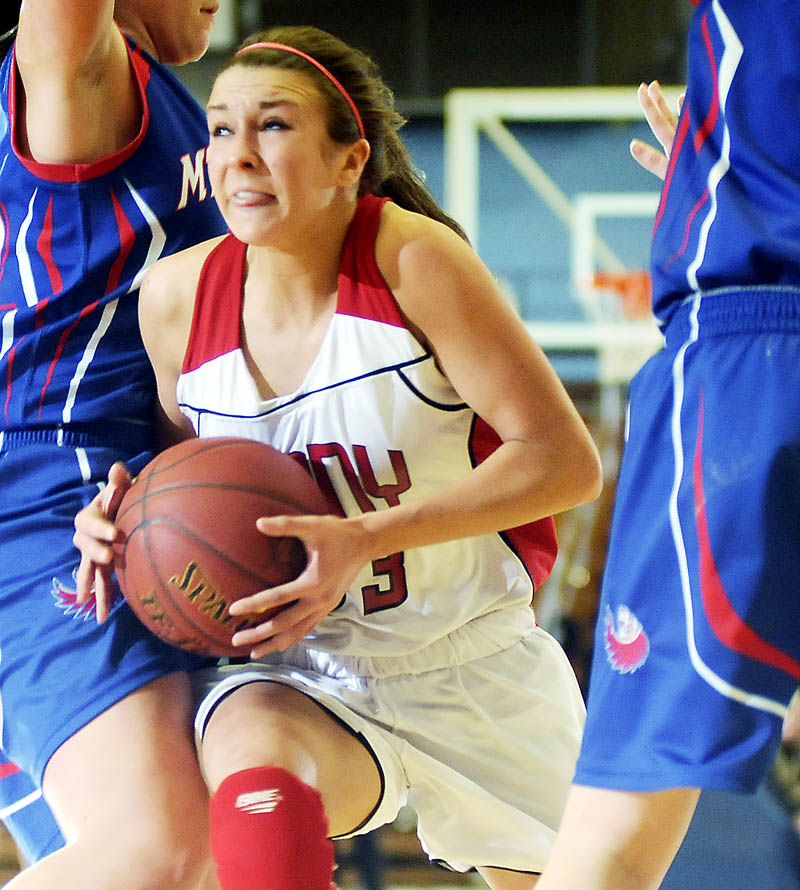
[663,285,800,347]
[304,606,538,679]
[0,421,152,453]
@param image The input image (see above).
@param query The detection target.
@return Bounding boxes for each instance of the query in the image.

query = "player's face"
[206,65,354,247]
[122,0,220,64]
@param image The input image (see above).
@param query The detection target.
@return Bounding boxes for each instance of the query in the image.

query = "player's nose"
[226,129,262,170]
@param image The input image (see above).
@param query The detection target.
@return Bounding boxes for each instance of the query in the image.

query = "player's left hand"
[228,513,371,657]
[73,461,132,623]
[630,80,685,180]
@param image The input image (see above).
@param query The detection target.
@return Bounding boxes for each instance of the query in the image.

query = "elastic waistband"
[303,606,538,679]
[664,285,800,347]
[0,421,152,453]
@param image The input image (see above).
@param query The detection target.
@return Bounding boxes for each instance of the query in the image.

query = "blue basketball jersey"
[0,38,225,431]
[651,0,800,322]
[575,0,800,793]
[0,35,225,861]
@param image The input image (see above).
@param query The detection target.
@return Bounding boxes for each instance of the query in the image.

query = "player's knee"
[202,682,321,783]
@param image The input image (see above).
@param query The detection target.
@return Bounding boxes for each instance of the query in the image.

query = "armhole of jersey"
[9,28,151,183]
[182,235,245,374]
[469,415,558,589]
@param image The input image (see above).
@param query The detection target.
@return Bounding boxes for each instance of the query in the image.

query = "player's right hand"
[73,461,132,624]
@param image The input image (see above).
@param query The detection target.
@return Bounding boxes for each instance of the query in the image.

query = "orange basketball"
[113,437,332,657]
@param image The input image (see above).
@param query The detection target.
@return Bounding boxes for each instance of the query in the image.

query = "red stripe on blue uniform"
[0,761,21,781]
[693,395,800,679]
[37,197,63,294]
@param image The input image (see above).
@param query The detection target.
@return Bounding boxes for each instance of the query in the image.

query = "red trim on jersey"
[663,187,710,272]
[185,196,403,373]
[469,416,557,590]
[0,761,20,781]
[653,101,692,237]
[693,15,721,155]
[656,11,718,242]
[10,35,152,183]
[38,298,100,417]
[4,340,19,424]
[694,396,800,679]
[106,189,136,294]
[34,298,48,330]
[36,197,63,295]
[182,235,244,373]
[0,201,10,289]
[34,189,132,416]
[337,195,406,328]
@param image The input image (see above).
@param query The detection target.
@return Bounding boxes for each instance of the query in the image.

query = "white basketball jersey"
[177,195,556,657]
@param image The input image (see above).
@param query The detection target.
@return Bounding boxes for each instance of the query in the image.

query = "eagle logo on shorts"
[51,572,97,621]
[604,605,649,673]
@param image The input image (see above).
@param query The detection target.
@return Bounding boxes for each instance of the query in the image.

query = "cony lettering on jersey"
[177,195,557,656]
[0,36,225,431]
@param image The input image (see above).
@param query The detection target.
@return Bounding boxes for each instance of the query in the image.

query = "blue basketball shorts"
[0,425,212,786]
[0,755,63,864]
[575,287,800,794]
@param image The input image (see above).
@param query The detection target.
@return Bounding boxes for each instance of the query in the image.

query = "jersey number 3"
[305,443,410,614]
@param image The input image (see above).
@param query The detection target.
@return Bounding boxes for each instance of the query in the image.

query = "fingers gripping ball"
[113,437,332,657]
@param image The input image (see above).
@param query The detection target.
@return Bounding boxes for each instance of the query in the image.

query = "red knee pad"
[209,766,335,890]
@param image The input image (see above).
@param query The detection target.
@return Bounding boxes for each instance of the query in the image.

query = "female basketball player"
[74,24,602,890]
[535,2,800,888]
[0,1,226,887]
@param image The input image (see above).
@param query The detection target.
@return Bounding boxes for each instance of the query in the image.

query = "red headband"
[235,41,366,140]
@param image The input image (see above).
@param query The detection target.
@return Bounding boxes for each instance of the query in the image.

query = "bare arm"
[137,244,214,448]
[15,0,139,163]
[360,203,603,552]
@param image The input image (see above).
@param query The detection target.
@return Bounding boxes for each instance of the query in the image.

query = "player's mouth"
[231,190,276,207]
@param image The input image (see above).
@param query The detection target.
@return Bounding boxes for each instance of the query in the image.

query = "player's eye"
[261,117,290,132]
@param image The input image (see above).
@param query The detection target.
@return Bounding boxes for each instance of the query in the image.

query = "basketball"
[113,437,333,657]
